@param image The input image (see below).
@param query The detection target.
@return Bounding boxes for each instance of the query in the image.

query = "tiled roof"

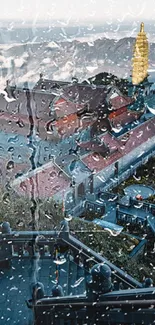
[33,79,108,112]
[12,162,70,199]
[82,150,122,173]
[110,111,141,127]
[82,117,155,173]
[33,79,70,91]
[0,88,55,122]
[51,113,97,138]
[63,84,108,111]
[55,154,91,177]
[119,117,155,155]
[2,82,108,125]
[100,132,121,151]
[53,113,79,137]
[110,95,133,110]
[55,98,67,105]
[79,140,108,155]
[0,157,29,181]
[90,118,111,136]
[54,98,84,118]
[32,91,55,120]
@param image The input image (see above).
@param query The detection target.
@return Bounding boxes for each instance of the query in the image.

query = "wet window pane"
[0,1,155,325]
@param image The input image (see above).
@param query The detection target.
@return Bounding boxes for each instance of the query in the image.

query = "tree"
[0,188,64,230]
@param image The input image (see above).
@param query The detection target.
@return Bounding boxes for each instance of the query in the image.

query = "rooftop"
[82,117,155,173]
[62,84,108,111]
[111,110,142,128]
[110,95,133,110]
[100,132,121,151]
[33,78,70,92]
[82,150,122,174]
[51,112,97,138]
[119,116,155,155]
[53,97,85,118]
[55,154,91,182]
[11,161,70,199]
[79,139,109,155]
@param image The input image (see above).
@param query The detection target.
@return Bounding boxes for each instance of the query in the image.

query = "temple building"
[132,22,148,86]
[129,22,154,111]
[1,22,155,325]
[0,22,154,191]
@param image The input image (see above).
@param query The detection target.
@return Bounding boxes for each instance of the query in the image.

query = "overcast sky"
[1,0,155,23]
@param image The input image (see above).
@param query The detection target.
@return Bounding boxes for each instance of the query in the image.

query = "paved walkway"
[0,257,85,325]
[101,202,117,223]
[124,184,154,199]
[96,192,155,227]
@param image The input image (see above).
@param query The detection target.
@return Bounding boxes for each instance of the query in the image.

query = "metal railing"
[33,294,155,325]
[68,235,142,289]
[0,229,142,289]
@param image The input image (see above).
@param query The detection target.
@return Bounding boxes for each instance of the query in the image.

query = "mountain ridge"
[0,36,155,88]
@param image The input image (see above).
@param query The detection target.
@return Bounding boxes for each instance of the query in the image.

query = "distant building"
[132,22,148,86]
[82,117,155,191]
[11,116,155,208]
[0,23,155,192]
[129,22,154,111]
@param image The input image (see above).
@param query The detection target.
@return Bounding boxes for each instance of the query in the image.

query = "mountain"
[0,36,155,88]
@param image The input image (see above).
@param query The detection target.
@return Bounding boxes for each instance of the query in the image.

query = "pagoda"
[132,22,148,85]
[128,22,153,111]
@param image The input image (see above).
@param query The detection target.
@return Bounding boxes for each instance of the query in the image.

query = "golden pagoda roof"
[140,22,144,33]
[132,22,149,85]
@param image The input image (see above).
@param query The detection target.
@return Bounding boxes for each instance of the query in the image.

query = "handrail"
[0,230,142,288]
[68,235,142,288]
[0,230,59,240]
[36,298,155,308]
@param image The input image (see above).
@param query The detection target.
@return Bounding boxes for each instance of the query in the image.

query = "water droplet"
[45,213,52,220]
[2,193,10,204]
[8,147,14,152]
[71,277,84,288]
[64,215,72,221]
[53,258,66,265]
[112,125,123,133]
[52,185,60,191]
[50,171,57,178]
[6,160,14,170]
[58,170,63,177]
[104,228,122,236]
[147,105,155,115]
[8,135,19,143]
[10,286,18,290]
[133,174,141,181]
[63,116,68,124]
[100,127,107,132]
[92,152,100,161]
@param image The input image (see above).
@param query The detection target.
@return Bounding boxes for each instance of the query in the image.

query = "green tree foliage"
[83,72,129,95]
[0,188,63,230]
[0,189,154,283]
[70,219,155,283]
